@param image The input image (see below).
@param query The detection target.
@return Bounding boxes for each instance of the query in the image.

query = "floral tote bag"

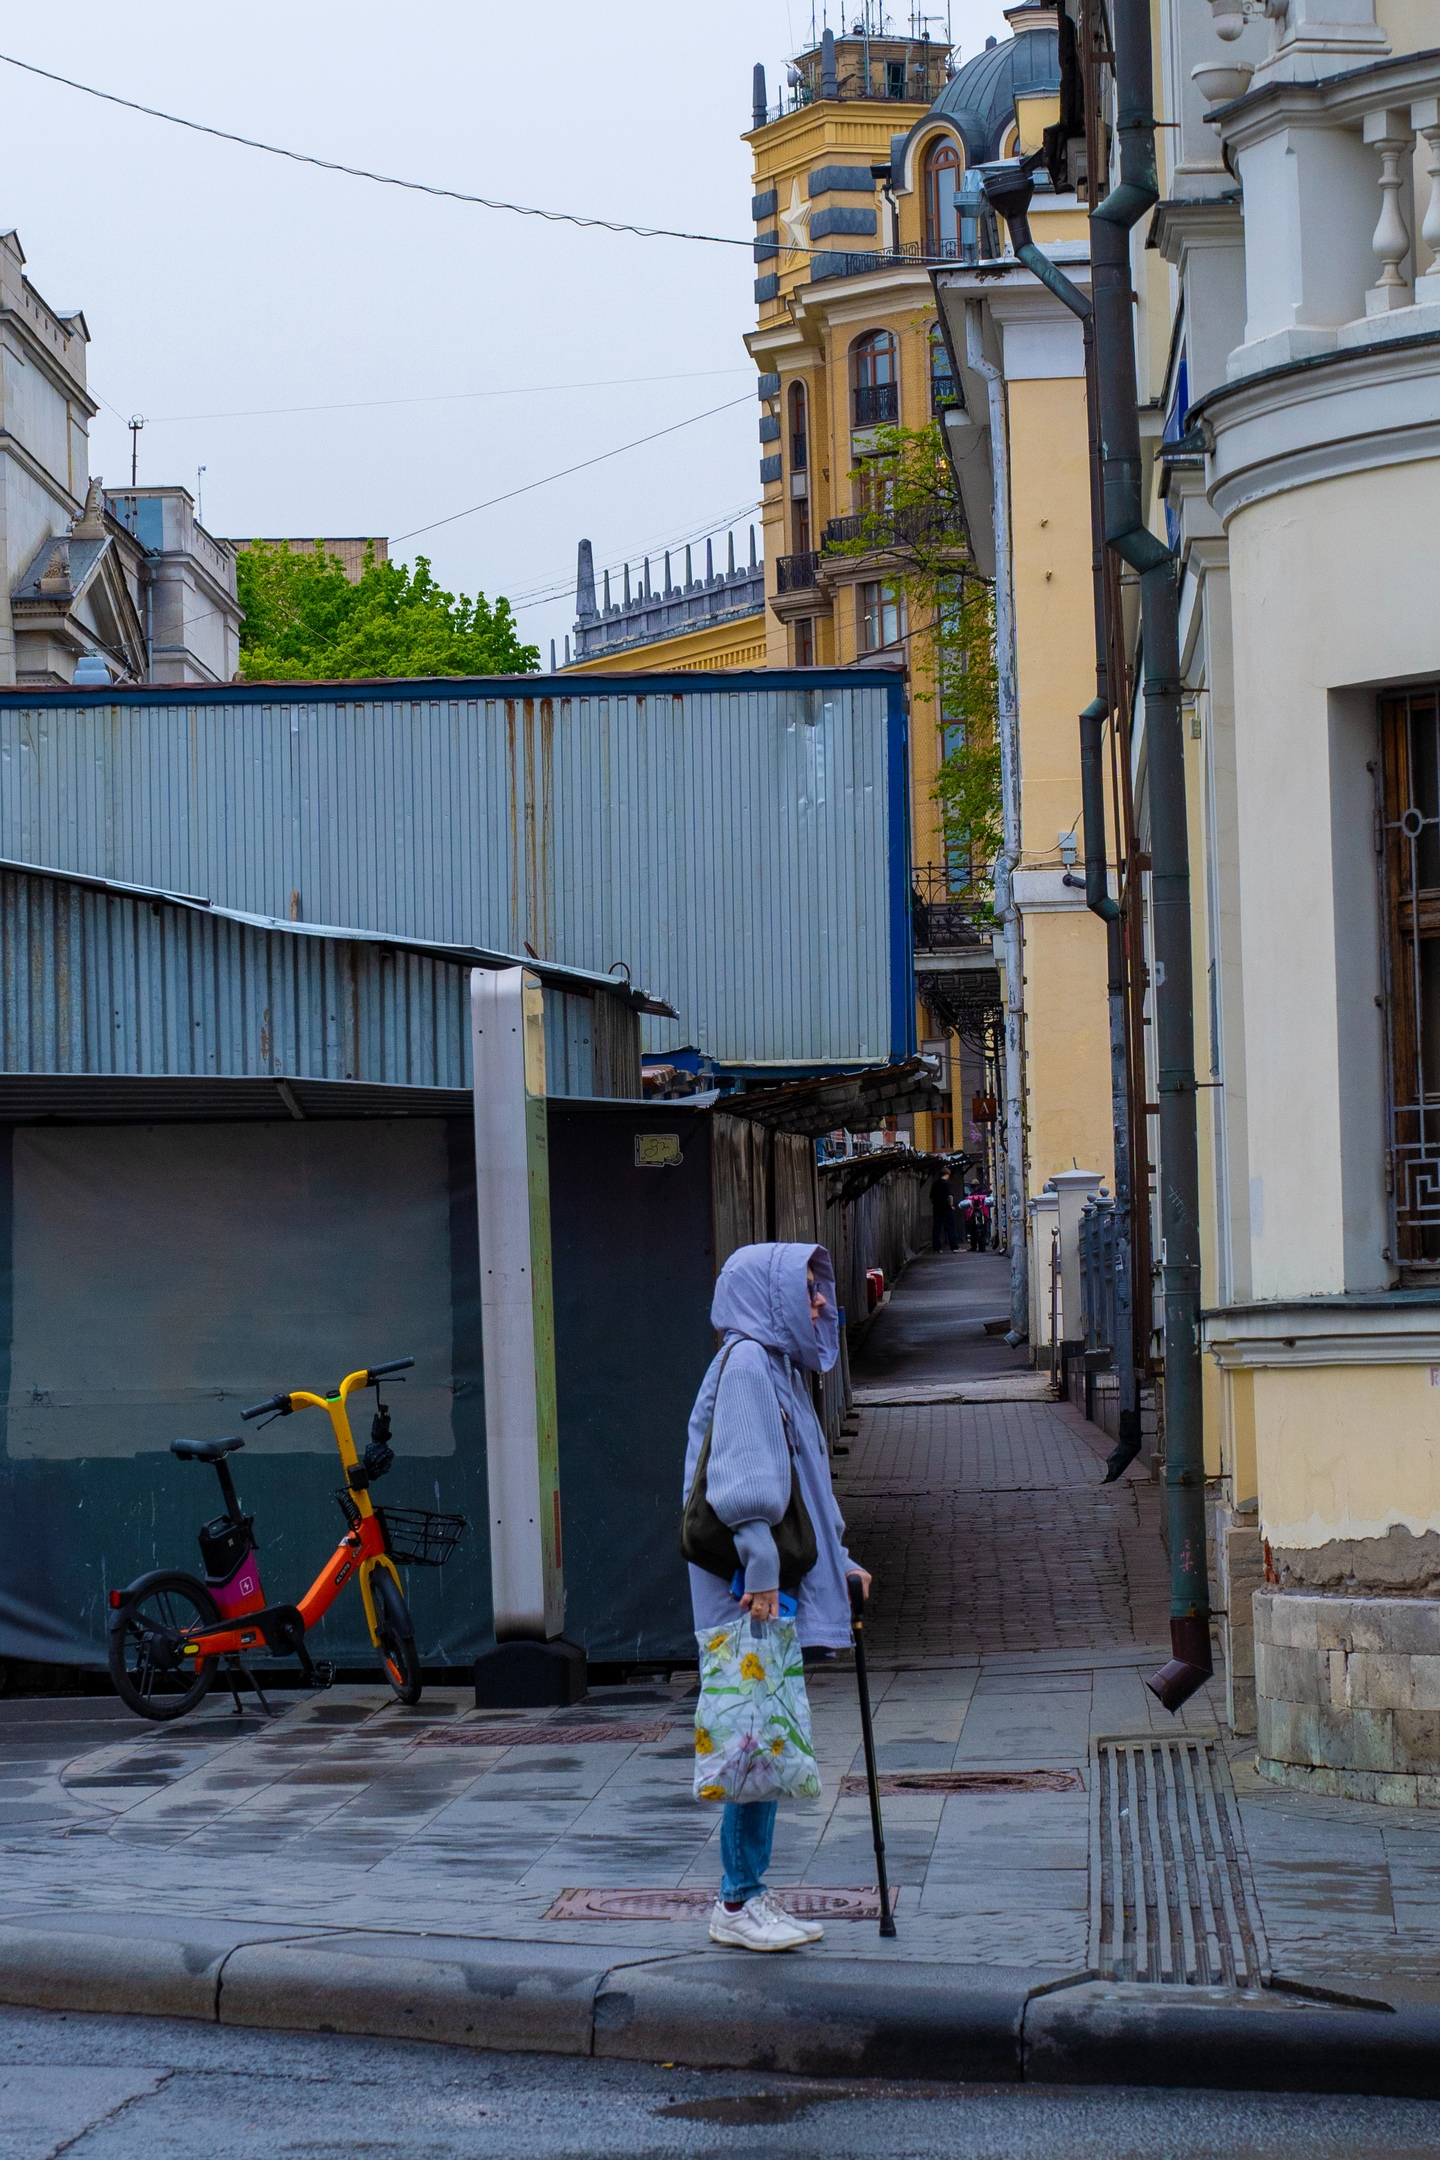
[693,1614,821,1803]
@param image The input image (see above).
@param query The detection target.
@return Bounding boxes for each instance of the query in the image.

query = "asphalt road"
[5,2008,1440,2160]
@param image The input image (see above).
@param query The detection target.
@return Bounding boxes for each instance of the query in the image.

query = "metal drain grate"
[1090,1735,1269,1987]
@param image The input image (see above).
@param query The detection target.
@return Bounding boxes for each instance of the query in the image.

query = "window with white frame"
[860,580,903,652]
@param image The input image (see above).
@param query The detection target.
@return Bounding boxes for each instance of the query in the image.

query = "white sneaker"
[756,1889,824,1943]
[708,1894,810,1952]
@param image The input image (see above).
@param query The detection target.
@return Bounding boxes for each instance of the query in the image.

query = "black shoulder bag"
[680,1344,818,1589]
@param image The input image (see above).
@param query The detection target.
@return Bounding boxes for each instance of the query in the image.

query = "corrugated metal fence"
[0,673,906,1066]
[0,864,636,1097]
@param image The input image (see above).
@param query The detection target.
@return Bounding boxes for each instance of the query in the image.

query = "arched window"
[998,122,1020,160]
[851,330,898,428]
[924,137,963,259]
[788,381,808,473]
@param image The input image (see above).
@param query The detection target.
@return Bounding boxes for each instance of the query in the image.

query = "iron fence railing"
[852,383,900,426]
[1078,1193,1123,1365]
[821,502,965,552]
[776,552,820,593]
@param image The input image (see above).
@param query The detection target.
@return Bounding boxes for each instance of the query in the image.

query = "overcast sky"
[2,0,1008,665]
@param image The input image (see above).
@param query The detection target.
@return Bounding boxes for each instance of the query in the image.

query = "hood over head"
[710,1241,839,1374]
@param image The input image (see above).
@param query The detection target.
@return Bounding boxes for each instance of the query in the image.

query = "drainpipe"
[1091,0,1212,1712]
[964,299,1028,1346]
[985,158,1144,1484]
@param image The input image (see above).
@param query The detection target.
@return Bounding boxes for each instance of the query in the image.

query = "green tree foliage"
[235,541,539,681]
[839,414,1000,914]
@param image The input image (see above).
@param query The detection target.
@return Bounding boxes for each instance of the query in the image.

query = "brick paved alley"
[841,1248,1169,1663]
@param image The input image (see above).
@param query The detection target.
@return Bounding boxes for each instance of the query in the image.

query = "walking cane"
[849,1574,896,1937]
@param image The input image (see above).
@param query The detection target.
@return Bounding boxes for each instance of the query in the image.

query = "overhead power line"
[394,396,752,543]
[0,50,752,249]
[508,495,762,613]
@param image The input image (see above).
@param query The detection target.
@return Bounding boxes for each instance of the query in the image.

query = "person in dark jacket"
[929,1167,958,1252]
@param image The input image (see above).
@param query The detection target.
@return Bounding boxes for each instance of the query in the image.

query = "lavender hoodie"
[683,1241,856,1651]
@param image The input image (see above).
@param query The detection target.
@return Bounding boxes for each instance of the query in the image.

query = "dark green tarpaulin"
[0,1099,716,1673]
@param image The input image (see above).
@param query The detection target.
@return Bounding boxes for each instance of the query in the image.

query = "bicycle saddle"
[169,1437,246,1463]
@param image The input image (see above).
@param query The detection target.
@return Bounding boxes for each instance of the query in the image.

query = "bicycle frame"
[177,1368,404,1666]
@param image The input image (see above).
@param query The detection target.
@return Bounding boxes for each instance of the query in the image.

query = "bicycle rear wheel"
[108,1573,219,1722]
[372,1569,422,1704]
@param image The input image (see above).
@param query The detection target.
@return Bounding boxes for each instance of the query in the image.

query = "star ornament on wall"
[780,178,810,256]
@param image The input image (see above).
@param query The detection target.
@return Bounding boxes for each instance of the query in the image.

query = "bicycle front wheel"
[372,1569,422,1704]
[108,1573,220,1722]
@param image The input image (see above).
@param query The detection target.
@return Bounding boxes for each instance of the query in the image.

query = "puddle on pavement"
[654,2095,832,2126]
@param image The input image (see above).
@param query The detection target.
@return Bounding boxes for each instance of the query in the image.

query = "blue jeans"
[720,1799,778,1904]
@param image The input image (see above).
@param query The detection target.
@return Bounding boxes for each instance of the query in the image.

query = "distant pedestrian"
[683,1242,871,1953]
[967,1189,991,1252]
[929,1167,958,1252]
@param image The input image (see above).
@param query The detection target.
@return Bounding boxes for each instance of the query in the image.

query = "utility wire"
[394,396,751,543]
[0,51,987,273]
[0,50,753,249]
[508,496,761,613]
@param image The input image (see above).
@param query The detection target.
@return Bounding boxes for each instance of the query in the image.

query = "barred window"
[1381,685,1440,1266]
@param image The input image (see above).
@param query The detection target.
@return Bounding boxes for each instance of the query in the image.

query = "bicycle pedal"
[309,1660,336,1690]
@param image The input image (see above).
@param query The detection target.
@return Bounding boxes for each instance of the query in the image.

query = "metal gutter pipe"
[1091,0,1212,1711]
[964,297,1029,1346]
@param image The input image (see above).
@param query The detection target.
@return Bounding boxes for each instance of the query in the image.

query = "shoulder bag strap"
[687,1340,737,1498]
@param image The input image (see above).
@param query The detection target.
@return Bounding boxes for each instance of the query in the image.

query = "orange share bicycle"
[107,1357,465,1722]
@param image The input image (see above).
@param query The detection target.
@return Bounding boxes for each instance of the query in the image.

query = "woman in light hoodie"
[684,1240,871,1953]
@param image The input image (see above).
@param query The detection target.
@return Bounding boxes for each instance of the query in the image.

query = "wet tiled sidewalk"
[4,1251,1440,1995]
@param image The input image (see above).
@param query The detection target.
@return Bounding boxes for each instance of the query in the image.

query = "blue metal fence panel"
[0,670,905,1066]
[0,864,614,1093]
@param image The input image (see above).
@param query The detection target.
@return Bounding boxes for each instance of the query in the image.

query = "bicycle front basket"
[376,1507,466,1567]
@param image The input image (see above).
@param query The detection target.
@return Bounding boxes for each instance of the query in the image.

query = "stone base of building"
[1215,1497,1264,1736]
[1255,1588,1440,1805]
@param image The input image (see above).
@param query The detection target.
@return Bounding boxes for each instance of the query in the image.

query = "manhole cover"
[414,1719,673,1747]
[543,1886,900,1921]
[840,1767,1083,1797]
[1091,1735,1269,1986]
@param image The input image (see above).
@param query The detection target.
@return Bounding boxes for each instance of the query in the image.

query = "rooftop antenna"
[195,464,206,523]
[128,414,144,487]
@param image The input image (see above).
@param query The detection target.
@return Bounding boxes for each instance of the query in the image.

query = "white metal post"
[471,966,564,1641]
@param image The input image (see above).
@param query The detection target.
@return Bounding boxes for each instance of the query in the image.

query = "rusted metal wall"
[821,1161,931,1324]
[0,671,910,1066]
[0,863,635,1098]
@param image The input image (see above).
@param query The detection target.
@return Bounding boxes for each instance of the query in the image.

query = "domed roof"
[927,5,1060,164]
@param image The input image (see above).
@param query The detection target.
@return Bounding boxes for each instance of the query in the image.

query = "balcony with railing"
[911,866,990,954]
[775,552,820,594]
[852,382,899,428]
[821,501,966,554]
[758,33,953,122]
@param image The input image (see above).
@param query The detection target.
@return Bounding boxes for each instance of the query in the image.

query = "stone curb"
[4,1922,1440,2094]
